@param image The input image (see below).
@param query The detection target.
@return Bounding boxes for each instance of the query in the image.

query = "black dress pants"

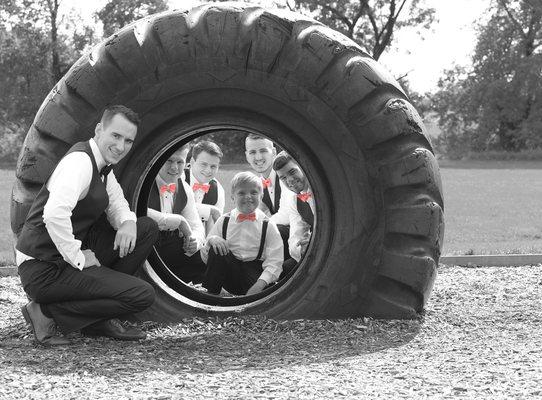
[202,248,263,296]
[18,216,159,334]
[155,231,206,284]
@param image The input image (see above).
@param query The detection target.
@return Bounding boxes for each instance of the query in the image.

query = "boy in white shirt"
[147,145,206,284]
[184,140,226,234]
[201,171,284,296]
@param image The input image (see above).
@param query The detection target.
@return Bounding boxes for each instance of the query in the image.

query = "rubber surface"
[11,4,444,320]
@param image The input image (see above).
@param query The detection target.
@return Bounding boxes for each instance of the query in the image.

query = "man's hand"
[82,249,101,268]
[207,236,229,256]
[184,236,198,254]
[114,220,137,258]
[297,230,311,257]
[209,206,222,223]
[178,218,192,239]
[246,279,267,295]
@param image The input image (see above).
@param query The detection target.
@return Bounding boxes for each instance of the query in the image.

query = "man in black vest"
[16,105,158,345]
[147,145,206,284]
[273,151,314,265]
[184,140,225,234]
[245,134,292,260]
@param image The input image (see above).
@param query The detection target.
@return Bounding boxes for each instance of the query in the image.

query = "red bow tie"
[193,183,210,193]
[160,183,176,194]
[297,192,312,202]
[261,178,272,189]
[237,212,256,222]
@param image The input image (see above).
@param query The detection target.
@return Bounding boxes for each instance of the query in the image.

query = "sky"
[68,0,491,94]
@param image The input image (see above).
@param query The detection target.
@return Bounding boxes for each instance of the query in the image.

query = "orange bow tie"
[160,183,176,194]
[297,192,312,202]
[237,212,256,222]
[261,178,272,189]
[193,183,210,193]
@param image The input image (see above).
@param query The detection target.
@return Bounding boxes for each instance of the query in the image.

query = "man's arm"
[105,173,137,229]
[287,196,310,263]
[43,152,93,270]
[270,180,293,226]
[180,181,206,254]
[258,221,284,284]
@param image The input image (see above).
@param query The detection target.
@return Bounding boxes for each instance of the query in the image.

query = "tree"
[0,0,98,163]
[97,0,168,37]
[284,0,435,60]
[433,0,542,154]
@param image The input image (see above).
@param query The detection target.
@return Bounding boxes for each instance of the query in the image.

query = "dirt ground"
[1,264,540,399]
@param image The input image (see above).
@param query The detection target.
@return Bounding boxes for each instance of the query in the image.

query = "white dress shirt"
[147,176,205,254]
[16,139,136,270]
[201,208,284,284]
[286,187,315,262]
[189,170,225,221]
[262,170,294,226]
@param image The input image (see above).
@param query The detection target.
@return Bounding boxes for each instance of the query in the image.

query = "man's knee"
[136,216,159,242]
[125,280,155,311]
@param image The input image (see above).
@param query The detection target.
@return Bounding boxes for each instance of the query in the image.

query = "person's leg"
[18,259,155,334]
[202,248,236,294]
[85,216,158,275]
[156,233,206,284]
[232,260,264,295]
[276,224,291,260]
[279,257,298,280]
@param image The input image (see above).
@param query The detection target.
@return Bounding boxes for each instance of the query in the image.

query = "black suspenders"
[221,214,269,261]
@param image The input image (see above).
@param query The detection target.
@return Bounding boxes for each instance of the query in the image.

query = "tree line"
[0,0,540,164]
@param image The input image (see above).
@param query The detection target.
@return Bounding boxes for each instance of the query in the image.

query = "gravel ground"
[0,264,540,399]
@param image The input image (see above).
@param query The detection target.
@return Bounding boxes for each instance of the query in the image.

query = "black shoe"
[21,302,72,346]
[82,318,146,341]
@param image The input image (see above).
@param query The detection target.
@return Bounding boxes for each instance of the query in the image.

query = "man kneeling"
[16,105,158,345]
[202,172,283,296]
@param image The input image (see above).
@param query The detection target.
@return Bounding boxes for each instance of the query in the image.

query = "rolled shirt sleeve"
[105,172,137,230]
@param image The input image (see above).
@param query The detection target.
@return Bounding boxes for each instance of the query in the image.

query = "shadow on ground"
[0,310,421,376]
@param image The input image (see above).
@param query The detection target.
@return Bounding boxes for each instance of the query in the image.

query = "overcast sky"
[70,0,491,93]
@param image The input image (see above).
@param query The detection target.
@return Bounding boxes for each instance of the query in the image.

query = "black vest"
[296,198,314,228]
[184,168,218,205]
[262,172,282,215]
[17,141,110,262]
[147,178,188,215]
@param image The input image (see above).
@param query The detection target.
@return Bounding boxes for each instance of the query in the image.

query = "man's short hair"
[101,105,140,127]
[245,133,274,147]
[273,150,293,171]
[230,171,263,193]
[191,140,223,160]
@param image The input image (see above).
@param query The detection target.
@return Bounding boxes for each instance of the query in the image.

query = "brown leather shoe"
[82,318,146,341]
[21,302,72,346]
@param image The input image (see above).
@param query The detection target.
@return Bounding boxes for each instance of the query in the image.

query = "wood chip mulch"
[0,264,540,399]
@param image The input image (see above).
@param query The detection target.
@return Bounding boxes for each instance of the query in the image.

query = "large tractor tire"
[11,3,444,320]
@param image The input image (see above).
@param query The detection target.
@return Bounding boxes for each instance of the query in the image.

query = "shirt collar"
[89,138,107,172]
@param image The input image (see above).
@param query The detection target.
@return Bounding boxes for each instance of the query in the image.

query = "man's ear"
[272,147,277,157]
[94,122,102,137]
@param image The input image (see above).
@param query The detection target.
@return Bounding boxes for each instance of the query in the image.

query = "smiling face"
[190,151,220,183]
[94,113,137,165]
[158,147,189,183]
[275,159,309,194]
[245,137,276,176]
[232,181,262,214]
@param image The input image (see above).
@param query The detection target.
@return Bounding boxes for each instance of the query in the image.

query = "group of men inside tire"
[149,131,315,297]
[15,105,315,345]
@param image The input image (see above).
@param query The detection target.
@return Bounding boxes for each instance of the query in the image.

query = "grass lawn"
[2,159,542,264]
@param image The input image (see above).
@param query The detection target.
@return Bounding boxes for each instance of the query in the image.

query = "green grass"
[3,160,542,264]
